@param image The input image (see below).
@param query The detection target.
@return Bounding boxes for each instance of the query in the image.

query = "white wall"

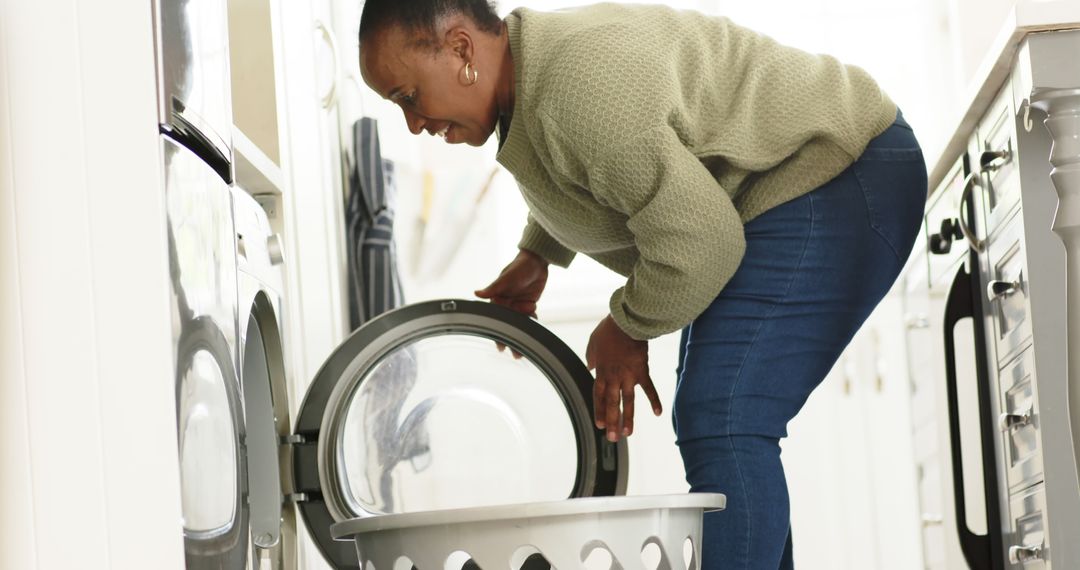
[0,1,185,569]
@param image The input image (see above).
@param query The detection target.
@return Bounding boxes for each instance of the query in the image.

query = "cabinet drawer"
[925,160,971,287]
[911,377,938,426]
[913,419,940,461]
[917,459,944,515]
[999,349,1043,492]
[976,87,1020,238]
[1007,484,1049,569]
[986,213,1032,365]
[922,525,948,569]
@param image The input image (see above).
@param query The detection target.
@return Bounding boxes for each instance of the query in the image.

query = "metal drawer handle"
[1008,543,1043,564]
[929,217,963,255]
[998,406,1033,431]
[987,278,1021,301]
[956,171,986,253]
[980,149,1012,172]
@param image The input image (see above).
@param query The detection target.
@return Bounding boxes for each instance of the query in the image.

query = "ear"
[442,23,474,62]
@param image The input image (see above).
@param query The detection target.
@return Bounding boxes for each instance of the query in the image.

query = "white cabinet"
[904,3,1080,568]
[783,294,922,570]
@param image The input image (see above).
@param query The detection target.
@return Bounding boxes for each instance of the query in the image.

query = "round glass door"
[339,333,580,514]
[175,315,248,569]
[293,300,627,569]
[178,348,239,532]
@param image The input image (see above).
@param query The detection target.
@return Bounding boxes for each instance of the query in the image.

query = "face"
[360,22,499,147]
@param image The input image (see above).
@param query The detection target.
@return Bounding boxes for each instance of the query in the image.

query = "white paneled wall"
[0,2,184,570]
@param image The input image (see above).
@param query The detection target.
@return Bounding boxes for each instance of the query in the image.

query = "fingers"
[494,340,525,359]
[593,376,606,429]
[641,377,663,416]
[474,278,503,300]
[604,379,621,442]
[478,294,537,319]
[592,373,659,441]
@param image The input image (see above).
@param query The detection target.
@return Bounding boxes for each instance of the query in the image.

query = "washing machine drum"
[292,299,628,569]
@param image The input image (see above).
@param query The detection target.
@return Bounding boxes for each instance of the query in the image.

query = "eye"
[400,91,417,106]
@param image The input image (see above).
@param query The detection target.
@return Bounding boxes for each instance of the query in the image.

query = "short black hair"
[359,0,502,50]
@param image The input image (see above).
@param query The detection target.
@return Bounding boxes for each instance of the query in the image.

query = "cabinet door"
[861,299,924,570]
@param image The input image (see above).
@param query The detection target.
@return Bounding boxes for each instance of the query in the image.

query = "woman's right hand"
[474,249,549,318]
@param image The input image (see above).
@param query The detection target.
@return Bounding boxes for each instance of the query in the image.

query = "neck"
[495,21,515,121]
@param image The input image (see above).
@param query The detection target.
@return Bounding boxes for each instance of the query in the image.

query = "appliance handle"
[942,264,992,570]
[956,171,985,253]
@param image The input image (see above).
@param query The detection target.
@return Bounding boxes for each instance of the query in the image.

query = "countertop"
[926,0,1080,192]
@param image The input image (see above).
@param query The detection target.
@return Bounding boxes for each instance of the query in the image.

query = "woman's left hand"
[586,315,662,442]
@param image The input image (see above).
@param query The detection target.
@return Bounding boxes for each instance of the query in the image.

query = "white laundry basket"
[331,493,725,570]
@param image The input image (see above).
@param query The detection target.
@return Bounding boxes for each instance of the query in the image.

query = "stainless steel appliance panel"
[154,0,233,161]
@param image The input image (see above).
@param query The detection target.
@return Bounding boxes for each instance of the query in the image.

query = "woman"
[358,1,927,568]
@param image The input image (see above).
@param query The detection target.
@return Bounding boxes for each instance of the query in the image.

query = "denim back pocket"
[852,123,928,263]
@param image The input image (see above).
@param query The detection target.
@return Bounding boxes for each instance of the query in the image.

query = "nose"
[402,108,426,135]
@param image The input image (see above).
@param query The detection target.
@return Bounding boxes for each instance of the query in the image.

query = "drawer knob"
[987,279,1021,301]
[999,406,1033,431]
[980,149,1012,172]
[929,218,963,255]
[1008,543,1043,564]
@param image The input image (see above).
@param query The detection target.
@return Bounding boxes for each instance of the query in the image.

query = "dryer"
[164,141,248,569]
[155,0,249,567]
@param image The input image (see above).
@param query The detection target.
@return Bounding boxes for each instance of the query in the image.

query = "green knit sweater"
[496,3,897,340]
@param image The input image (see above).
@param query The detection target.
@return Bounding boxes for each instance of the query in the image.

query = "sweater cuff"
[518,222,576,268]
[608,288,663,341]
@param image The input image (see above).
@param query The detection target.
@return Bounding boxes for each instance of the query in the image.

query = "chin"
[467,132,494,147]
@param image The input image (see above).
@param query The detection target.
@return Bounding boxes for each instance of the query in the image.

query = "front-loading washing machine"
[234,188,296,570]
[231,187,631,569]
[287,299,630,568]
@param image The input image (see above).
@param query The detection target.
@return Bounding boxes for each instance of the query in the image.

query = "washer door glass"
[293,300,627,569]
[179,348,239,532]
[339,333,579,514]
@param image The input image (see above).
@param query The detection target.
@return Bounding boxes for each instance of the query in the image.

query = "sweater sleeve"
[586,125,747,340]
[518,214,576,267]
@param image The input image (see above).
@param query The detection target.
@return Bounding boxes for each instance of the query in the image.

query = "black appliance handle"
[942,264,994,570]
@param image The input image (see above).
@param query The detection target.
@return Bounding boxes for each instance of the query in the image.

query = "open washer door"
[292,299,628,569]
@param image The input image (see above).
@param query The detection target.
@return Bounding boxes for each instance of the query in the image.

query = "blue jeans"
[674,111,927,569]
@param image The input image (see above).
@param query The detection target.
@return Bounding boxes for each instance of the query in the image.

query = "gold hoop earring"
[464,62,478,85]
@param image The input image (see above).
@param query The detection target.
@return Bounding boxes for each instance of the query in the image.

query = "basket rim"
[330,493,725,538]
